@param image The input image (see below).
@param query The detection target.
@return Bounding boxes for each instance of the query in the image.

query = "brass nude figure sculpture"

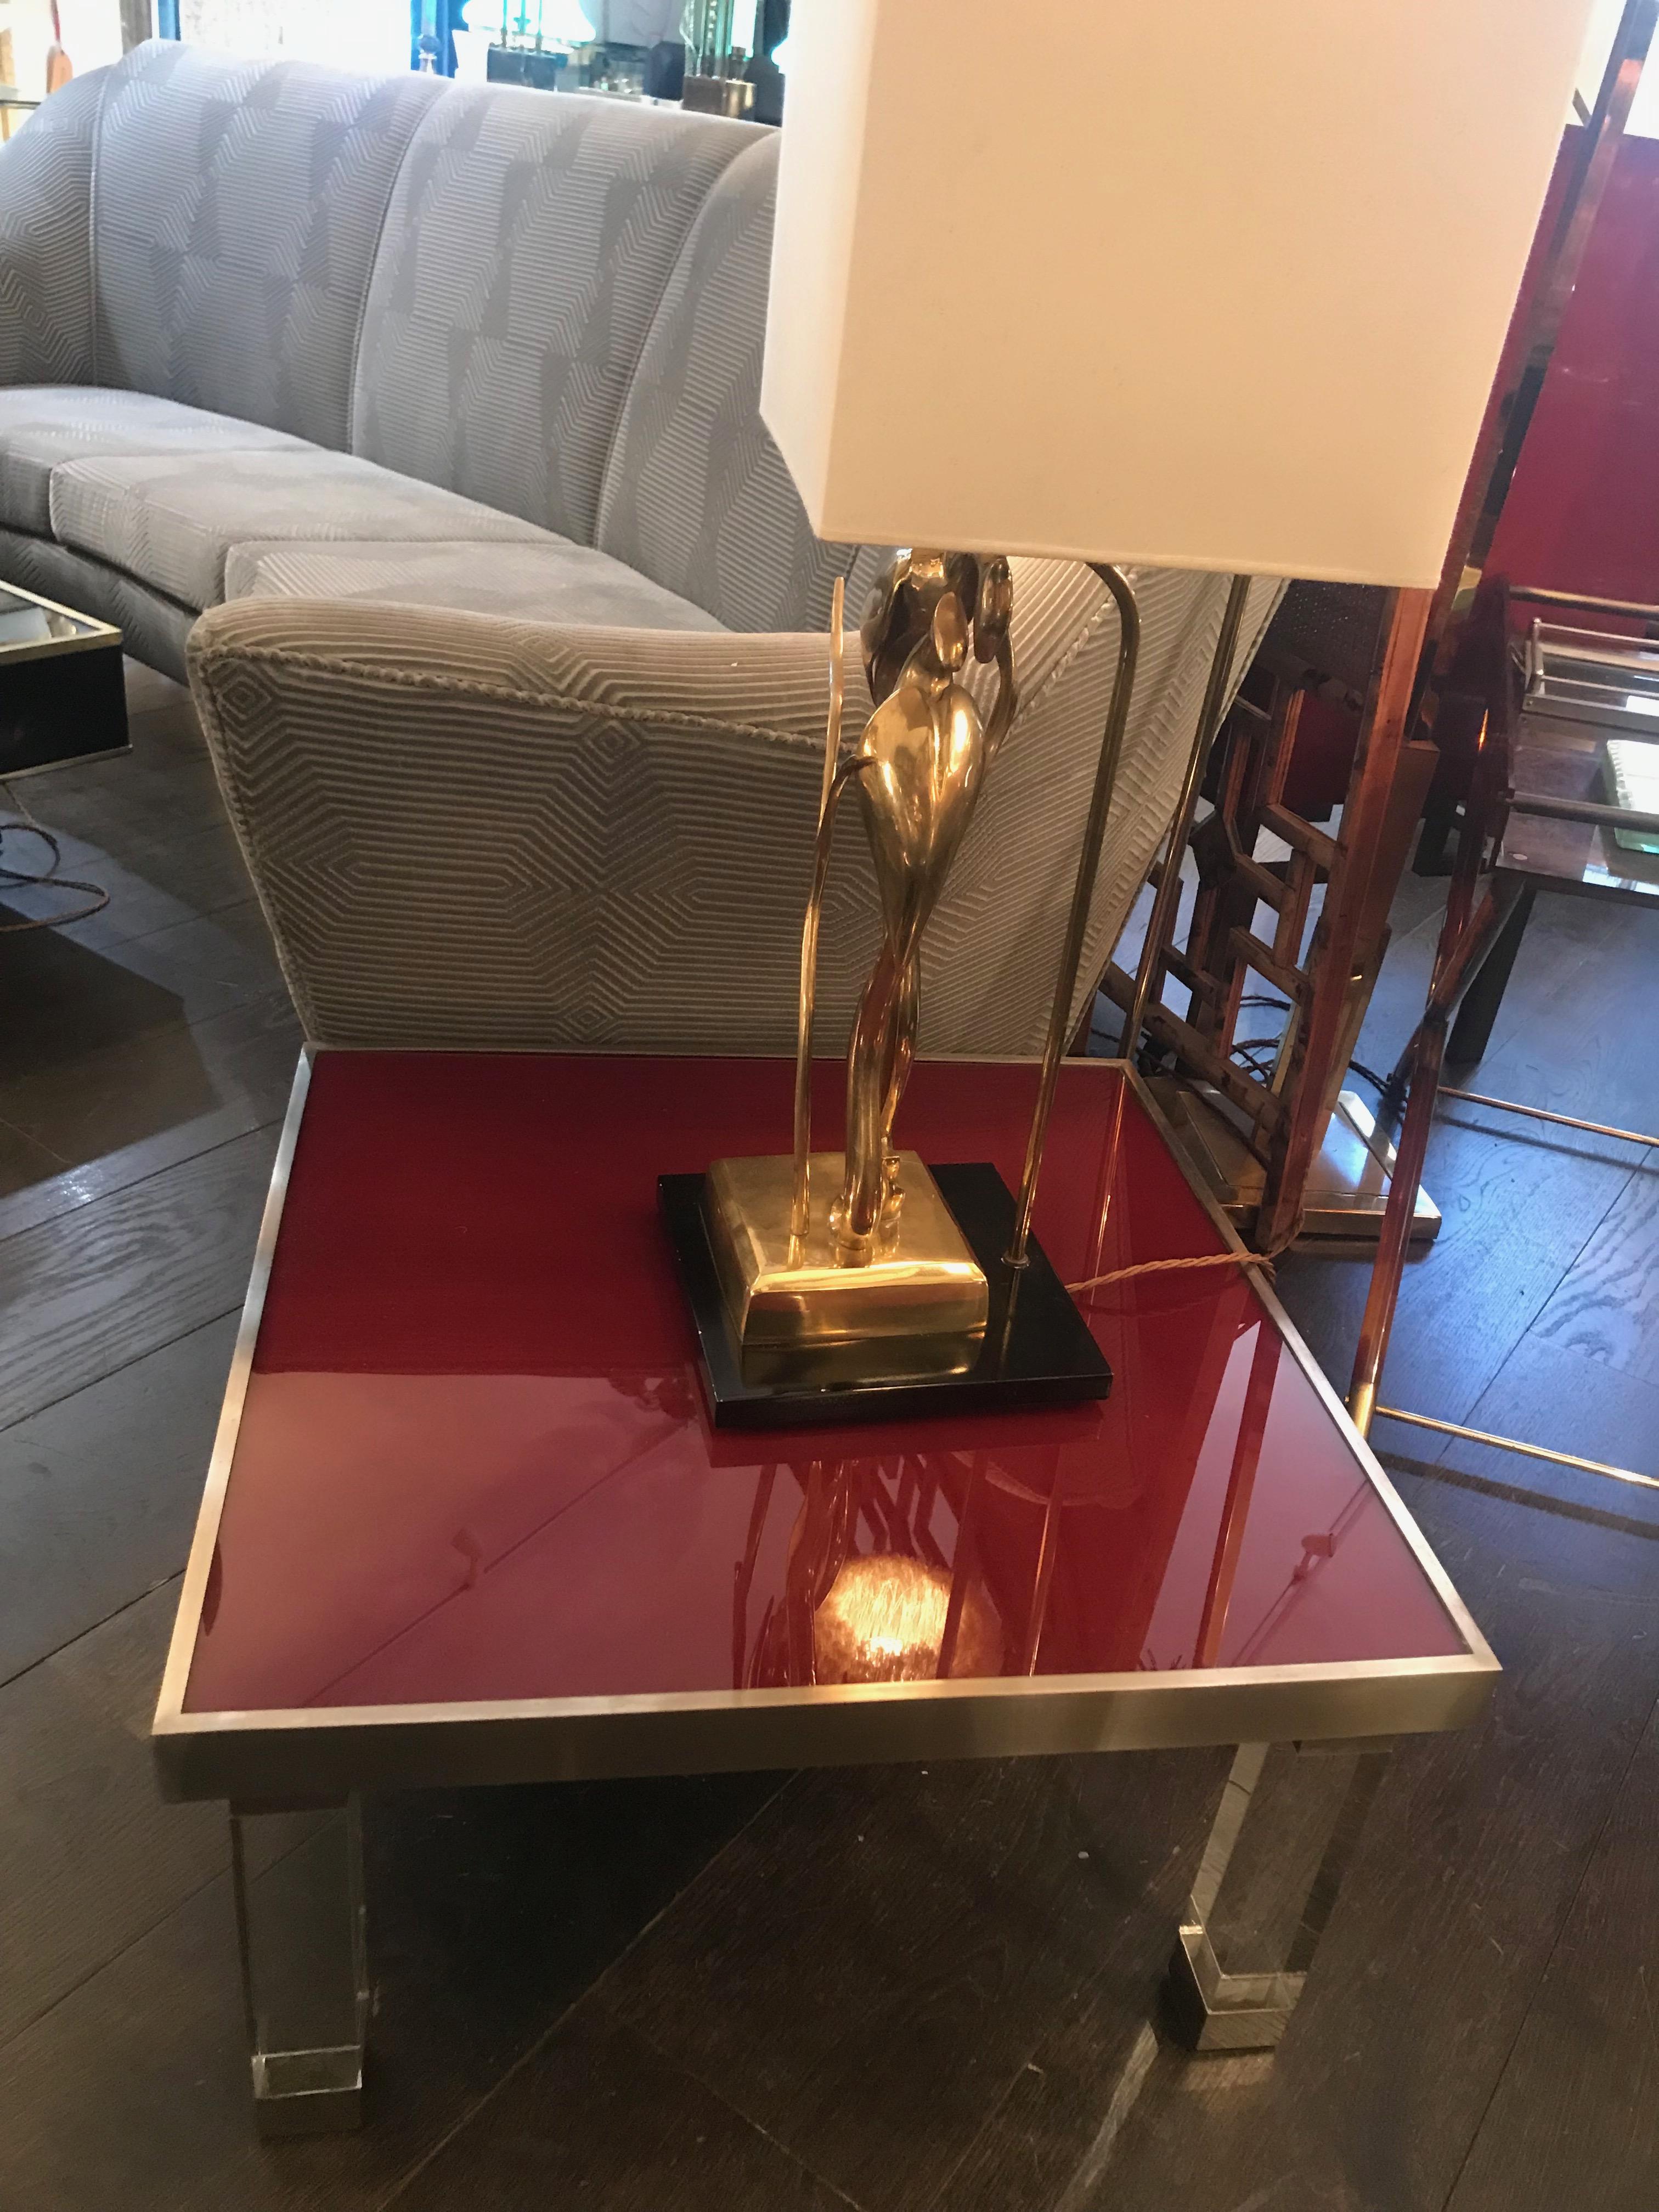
[812,549,1019,1263]
[702,549,1017,1365]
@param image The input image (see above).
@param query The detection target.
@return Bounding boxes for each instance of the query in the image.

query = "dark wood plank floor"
[1,669,1654,2210]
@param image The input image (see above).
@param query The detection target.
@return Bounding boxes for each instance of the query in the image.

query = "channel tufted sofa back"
[3,41,866,630]
[350,78,760,545]
[92,43,445,451]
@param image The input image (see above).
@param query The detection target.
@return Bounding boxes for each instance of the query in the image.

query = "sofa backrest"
[14,43,867,627]
[0,65,100,388]
[595,133,879,634]
[92,42,443,452]
[352,85,760,546]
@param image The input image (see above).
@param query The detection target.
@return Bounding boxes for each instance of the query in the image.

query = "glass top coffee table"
[153,1051,1496,2131]
[0,577,127,780]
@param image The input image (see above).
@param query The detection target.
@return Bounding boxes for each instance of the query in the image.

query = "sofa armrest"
[0,70,102,388]
[190,562,1283,1057]
[188,596,879,1051]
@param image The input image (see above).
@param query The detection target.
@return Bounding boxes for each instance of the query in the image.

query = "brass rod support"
[1007,563,1142,1266]
[1437,1087,1659,1152]
[1120,573,1252,1071]
[789,577,845,1255]
[1347,663,1491,1436]
[1530,635,1659,668]
[1510,791,1659,835]
[1373,1406,1659,1494]
[1510,584,1659,622]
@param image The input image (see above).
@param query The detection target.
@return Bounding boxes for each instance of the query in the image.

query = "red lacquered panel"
[183,1054,1464,1716]
[1489,133,1659,613]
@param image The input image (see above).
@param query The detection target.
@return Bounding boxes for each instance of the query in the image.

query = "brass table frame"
[1348,586,1659,1492]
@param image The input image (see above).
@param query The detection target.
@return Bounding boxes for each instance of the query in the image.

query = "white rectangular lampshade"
[761,0,1598,588]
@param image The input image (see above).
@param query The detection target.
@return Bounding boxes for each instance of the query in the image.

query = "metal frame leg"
[1165,1739,1392,2052]
[1447,881,1534,1065]
[230,1797,369,2136]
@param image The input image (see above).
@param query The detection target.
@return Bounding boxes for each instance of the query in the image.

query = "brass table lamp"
[665,0,1598,1425]
[662,550,1114,1424]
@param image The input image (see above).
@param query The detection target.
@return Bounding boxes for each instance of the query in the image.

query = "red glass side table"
[151,1052,1497,2134]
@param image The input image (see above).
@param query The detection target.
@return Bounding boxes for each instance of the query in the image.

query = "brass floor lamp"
[1346,0,1658,1483]
[1098,3,1658,1261]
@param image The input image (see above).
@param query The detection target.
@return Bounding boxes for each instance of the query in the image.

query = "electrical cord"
[1095,988,1396,1294]
[1068,1218,1301,1301]
[0,780,110,933]
[1231,1031,1393,1103]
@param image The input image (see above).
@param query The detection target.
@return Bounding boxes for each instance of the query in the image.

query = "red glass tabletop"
[154,1053,1493,1799]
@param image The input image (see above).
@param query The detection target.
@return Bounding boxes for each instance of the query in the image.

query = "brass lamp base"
[659,1160,1112,1430]
[704,1151,989,1357]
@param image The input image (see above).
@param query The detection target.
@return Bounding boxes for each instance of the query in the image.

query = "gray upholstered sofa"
[0,41,1280,1056]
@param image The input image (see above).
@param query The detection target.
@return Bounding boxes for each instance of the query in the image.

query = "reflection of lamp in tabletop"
[814,1551,1002,1685]
[732,1457,1004,1686]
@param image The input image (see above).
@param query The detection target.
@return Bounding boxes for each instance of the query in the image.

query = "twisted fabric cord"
[1069,1218,1302,1300]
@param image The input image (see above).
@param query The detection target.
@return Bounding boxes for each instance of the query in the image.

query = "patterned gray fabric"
[0,44,1289,1069]
[49,448,549,610]
[0,528,196,681]
[91,41,445,451]
[352,87,761,544]
[187,565,1283,1056]
[0,387,307,535]
[190,595,870,1050]
[0,69,102,390]
[597,135,871,634]
[225,537,725,632]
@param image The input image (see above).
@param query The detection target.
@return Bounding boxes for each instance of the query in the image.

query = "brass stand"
[1007,563,1141,1262]
[1346,579,1658,1493]
[1155,1081,1441,1250]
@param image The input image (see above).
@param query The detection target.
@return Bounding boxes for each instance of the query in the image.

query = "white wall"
[176,0,408,74]
[2,0,124,98]
[1575,0,1659,135]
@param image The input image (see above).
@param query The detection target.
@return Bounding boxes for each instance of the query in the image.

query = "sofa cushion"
[91,41,446,452]
[596,134,877,634]
[49,448,549,610]
[225,538,726,633]
[0,526,198,681]
[0,387,308,535]
[351,84,763,545]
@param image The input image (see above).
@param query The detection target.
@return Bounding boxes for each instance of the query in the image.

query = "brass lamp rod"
[788,576,847,1254]
[1373,1406,1659,1495]
[1007,563,1141,1265]
[1119,572,1252,1070]
[1437,1086,1659,1152]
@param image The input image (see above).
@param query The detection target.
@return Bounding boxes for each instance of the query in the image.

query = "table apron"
[154,1660,1492,1803]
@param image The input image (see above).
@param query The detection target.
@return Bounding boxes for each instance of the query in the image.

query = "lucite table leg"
[229,1796,369,2135]
[1165,1739,1392,2052]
